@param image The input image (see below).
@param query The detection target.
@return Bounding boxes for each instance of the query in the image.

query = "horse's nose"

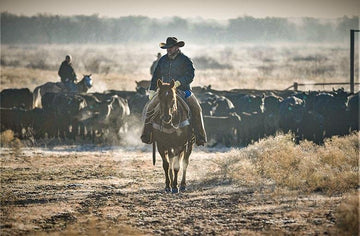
[161,114,172,124]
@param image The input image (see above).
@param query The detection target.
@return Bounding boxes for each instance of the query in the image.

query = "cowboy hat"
[159,37,185,49]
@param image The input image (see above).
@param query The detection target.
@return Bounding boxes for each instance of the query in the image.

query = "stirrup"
[141,133,153,144]
[195,136,206,146]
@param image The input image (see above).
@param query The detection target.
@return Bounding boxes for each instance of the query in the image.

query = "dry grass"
[0,130,23,155]
[0,132,358,235]
[0,152,136,235]
[207,132,359,233]
[34,217,144,236]
[335,191,359,236]
[209,132,359,195]
[0,66,139,92]
[1,43,358,92]
[0,130,15,146]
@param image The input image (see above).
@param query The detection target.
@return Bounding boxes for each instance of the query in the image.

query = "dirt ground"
[0,145,344,235]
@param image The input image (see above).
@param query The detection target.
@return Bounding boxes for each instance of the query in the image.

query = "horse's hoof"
[165,188,171,193]
[172,188,179,194]
[180,186,186,192]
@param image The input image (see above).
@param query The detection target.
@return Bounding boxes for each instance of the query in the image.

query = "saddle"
[144,92,191,134]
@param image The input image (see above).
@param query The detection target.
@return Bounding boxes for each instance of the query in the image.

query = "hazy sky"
[1,0,359,19]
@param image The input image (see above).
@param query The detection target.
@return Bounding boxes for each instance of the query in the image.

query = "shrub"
[335,192,359,235]
[252,132,359,195]
[0,130,15,147]
[211,132,359,195]
[0,130,23,155]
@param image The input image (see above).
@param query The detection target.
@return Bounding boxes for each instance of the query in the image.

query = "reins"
[147,92,191,134]
[167,94,190,129]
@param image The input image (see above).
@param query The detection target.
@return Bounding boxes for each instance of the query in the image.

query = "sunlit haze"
[1,0,359,19]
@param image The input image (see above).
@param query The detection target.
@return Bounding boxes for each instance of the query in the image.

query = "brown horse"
[33,74,93,108]
[151,79,194,193]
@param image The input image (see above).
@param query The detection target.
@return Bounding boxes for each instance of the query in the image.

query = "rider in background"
[141,37,207,146]
[150,52,162,76]
[58,55,77,92]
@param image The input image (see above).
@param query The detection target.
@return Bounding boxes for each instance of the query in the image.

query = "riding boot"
[141,123,153,144]
[140,94,159,144]
[187,94,207,146]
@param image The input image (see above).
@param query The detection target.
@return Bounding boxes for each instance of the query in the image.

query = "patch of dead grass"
[0,130,23,155]
[210,132,359,195]
[335,191,359,236]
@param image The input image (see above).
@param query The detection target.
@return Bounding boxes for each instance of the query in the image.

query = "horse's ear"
[157,79,163,88]
[170,80,175,88]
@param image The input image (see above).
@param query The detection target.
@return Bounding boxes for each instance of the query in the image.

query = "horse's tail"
[33,86,42,108]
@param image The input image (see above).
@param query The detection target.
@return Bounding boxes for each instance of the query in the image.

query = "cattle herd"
[0,83,359,147]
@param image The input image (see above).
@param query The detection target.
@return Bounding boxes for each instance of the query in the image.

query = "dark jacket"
[150,52,195,91]
[58,61,77,83]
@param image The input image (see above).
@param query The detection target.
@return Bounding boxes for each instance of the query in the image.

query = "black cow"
[200,100,214,116]
[197,92,217,116]
[228,94,263,114]
[211,95,236,116]
[41,93,87,139]
[238,111,264,146]
[0,107,30,137]
[204,113,241,147]
[0,88,33,110]
[347,92,359,131]
[263,95,283,136]
[298,110,325,144]
[77,94,113,139]
[279,96,306,137]
[127,93,148,116]
[26,108,56,139]
[313,91,348,138]
[294,91,318,111]
[78,94,130,141]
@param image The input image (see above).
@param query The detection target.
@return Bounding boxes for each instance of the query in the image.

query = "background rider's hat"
[159,37,185,49]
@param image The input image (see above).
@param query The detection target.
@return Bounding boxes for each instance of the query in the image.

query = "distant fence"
[286,29,360,92]
[285,82,360,91]
[350,29,360,93]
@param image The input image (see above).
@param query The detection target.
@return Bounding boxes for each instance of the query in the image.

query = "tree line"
[1,12,358,44]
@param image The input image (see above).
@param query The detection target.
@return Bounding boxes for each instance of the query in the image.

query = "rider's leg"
[140,94,159,144]
[186,93,207,146]
[64,81,77,93]
[69,81,77,92]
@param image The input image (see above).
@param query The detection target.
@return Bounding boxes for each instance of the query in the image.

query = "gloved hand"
[148,90,156,100]
[174,80,181,88]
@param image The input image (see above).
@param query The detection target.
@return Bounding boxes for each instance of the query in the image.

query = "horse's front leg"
[159,148,171,192]
[180,151,189,191]
[169,153,181,193]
